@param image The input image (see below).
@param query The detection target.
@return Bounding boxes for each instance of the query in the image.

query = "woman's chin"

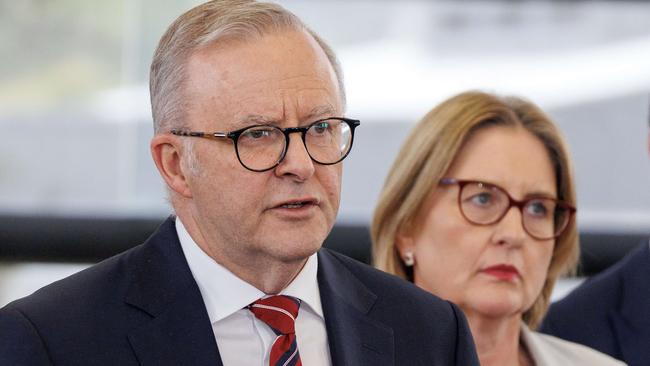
[464,294,525,321]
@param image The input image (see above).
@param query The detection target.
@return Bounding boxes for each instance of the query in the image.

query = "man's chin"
[262,235,324,263]
[284,240,323,261]
[257,219,333,259]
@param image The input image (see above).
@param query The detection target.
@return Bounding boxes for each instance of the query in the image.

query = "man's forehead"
[185,82,340,130]
[188,30,326,74]
[189,31,337,85]
[184,30,341,129]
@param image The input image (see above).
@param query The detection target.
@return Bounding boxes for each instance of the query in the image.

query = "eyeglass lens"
[236,119,352,171]
[459,182,570,239]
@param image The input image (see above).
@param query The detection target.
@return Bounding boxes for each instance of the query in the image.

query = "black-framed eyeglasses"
[171,117,360,172]
[439,178,576,240]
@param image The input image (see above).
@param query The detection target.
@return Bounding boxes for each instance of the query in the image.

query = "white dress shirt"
[176,217,332,366]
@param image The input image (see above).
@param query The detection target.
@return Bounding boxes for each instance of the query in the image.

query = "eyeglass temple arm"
[171,130,228,140]
[439,178,458,185]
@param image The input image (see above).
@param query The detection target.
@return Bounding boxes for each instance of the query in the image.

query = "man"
[0,1,479,365]
[540,115,650,366]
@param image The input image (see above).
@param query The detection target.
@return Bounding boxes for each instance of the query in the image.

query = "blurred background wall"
[2,0,650,306]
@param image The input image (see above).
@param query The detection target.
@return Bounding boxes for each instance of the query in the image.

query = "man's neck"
[203,246,308,294]
[177,212,309,294]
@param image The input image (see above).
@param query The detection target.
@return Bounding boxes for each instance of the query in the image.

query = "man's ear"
[150,134,193,198]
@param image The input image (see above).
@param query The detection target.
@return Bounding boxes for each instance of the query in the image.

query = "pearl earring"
[403,252,414,267]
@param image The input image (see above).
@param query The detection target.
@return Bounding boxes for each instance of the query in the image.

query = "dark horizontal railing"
[0,214,646,276]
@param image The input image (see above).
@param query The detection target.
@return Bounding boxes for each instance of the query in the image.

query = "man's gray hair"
[150,0,346,134]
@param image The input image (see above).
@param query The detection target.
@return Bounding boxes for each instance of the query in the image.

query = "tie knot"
[248,295,301,335]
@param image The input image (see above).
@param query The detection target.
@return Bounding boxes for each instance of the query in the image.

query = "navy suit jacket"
[1,218,479,365]
[541,241,650,366]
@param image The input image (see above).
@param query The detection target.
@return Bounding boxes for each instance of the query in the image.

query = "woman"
[372,91,625,365]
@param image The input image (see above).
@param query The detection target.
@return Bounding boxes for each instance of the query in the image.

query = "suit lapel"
[124,217,223,366]
[610,243,650,365]
[318,249,394,366]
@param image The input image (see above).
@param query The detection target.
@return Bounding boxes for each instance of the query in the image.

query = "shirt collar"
[280,251,323,318]
[175,216,324,323]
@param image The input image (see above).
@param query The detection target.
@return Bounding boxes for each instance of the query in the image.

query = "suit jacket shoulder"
[1,242,147,365]
[317,248,479,366]
[541,242,650,365]
[0,217,220,366]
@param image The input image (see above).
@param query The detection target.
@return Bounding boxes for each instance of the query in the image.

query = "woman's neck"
[465,311,532,366]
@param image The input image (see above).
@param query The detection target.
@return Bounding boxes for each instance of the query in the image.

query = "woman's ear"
[395,230,414,257]
[150,134,193,198]
[395,221,417,261]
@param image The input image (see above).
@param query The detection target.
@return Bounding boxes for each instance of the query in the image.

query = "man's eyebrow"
[304,105,336,121]
[236,114,276,126]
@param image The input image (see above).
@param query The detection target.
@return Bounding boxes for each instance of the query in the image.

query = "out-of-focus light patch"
[91,84,151,123]
[579,209,650,233]
[0,262,90,307]
[342,35,650,122]
[85,36,650,125]
[552,277,585,302]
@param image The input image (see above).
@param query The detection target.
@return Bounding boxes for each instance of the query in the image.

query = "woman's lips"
[481,264,520,281]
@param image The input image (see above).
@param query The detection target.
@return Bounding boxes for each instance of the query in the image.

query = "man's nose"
[274,132,315,181]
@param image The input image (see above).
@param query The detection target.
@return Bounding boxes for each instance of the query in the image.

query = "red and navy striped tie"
[249,295,302,366]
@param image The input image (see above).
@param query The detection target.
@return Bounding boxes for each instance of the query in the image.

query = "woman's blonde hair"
[371,90,579,329]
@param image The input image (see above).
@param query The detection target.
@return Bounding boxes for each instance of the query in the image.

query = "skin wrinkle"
[190,35,335,127]
[182,41,340,131]
[226,87,333,129]
[234,105,335,129]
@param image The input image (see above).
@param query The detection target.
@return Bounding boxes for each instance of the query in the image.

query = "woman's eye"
[470,193,492,206]
[527,201,549,217]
